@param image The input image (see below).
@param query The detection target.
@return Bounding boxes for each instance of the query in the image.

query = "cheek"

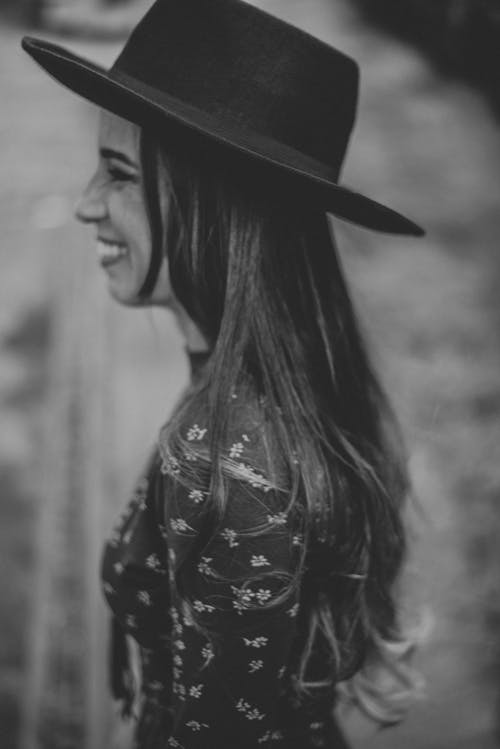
[111,193,152,266]
[130,221,153,274]
[106,188,173,306]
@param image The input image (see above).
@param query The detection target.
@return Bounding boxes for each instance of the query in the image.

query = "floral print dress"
[101,355,350,749]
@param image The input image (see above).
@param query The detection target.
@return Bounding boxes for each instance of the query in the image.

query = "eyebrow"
[100,147,138,169]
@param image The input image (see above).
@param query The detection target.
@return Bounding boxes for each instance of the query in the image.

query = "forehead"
[98,110,140,158]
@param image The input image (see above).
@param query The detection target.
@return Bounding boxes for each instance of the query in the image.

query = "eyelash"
[108,166,136,183]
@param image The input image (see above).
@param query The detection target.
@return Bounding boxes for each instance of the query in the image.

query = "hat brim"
[22,36,424,237]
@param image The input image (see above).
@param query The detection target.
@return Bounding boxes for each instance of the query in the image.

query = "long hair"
[140,128,418,718]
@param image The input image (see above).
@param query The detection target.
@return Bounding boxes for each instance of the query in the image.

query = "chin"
[107,281,172,308]
[107,280,142,307]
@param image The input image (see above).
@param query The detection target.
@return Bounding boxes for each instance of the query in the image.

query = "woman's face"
[75,110,171,306]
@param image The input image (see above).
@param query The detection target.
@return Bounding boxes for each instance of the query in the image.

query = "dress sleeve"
[161,458,301,748]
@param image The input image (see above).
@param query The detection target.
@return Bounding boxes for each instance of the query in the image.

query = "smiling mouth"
[96,239,128,268]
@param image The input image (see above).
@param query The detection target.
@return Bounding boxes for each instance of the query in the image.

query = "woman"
[22,0,424,746]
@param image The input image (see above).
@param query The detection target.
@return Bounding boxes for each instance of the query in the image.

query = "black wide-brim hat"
[22,0,424,236]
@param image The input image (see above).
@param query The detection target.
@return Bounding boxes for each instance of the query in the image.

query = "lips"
[96,239,128,268]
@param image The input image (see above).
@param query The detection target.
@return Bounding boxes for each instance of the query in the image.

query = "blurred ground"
[1,0,500,747]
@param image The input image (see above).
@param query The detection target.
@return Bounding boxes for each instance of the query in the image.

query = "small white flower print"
[113,562,124,575]
[201,643,214,664]
[186,720,209,731]
[231,585,255,614]
[229,441,244,458]
[188,488,205,504]
[267,512,287,526]
[145,553,161,570]
[232,600,249,615]
[221,527,239,547]
[167,737,183,748]
[102,582,114,595]
[189,684,204,699]
[292,534,303,546]
[255,588,272,605]
[247,708,265,720]
[197,556,215,576]
[125,614,137,629]
[310,721,324,731]
[243,636,269,648]
[170,518,192,533]
[192,599,216,614]
[173,667,182,680]
[173,682,186,699]
[258,730,284,743]
[137,590,152,606]
[173,654,183,667]
[242,433,250,443]
[174,639,186,651]
[249,659,264,673]
[170,606,179,621]
[251,554,270,567]
[160,454,180,476]
[186,424,207,442]
[231,391,238,400]
[236,463,273,492]
[169,549,176,563]
[149,680,164,691]
[236,699,266,721]
[277,665,286,679]
[287,603,299,618]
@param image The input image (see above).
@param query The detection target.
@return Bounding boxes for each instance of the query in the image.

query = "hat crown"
[112,0,359,177]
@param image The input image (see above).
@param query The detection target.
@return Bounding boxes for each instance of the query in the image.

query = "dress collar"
[187,349,211,380]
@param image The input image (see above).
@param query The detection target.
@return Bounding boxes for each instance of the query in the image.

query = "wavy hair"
[139,127,420,722]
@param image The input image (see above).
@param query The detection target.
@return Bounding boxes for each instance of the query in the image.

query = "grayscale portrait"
[1,1,498,748]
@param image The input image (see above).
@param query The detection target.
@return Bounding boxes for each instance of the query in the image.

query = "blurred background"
[1,0,500,747]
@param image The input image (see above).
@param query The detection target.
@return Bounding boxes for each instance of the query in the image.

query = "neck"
[171,301,210,354]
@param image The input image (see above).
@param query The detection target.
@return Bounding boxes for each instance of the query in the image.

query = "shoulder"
[158,384,289,496]
[154,389,306,559]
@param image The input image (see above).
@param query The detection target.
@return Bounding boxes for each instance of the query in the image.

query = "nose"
[74,174,107,225]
